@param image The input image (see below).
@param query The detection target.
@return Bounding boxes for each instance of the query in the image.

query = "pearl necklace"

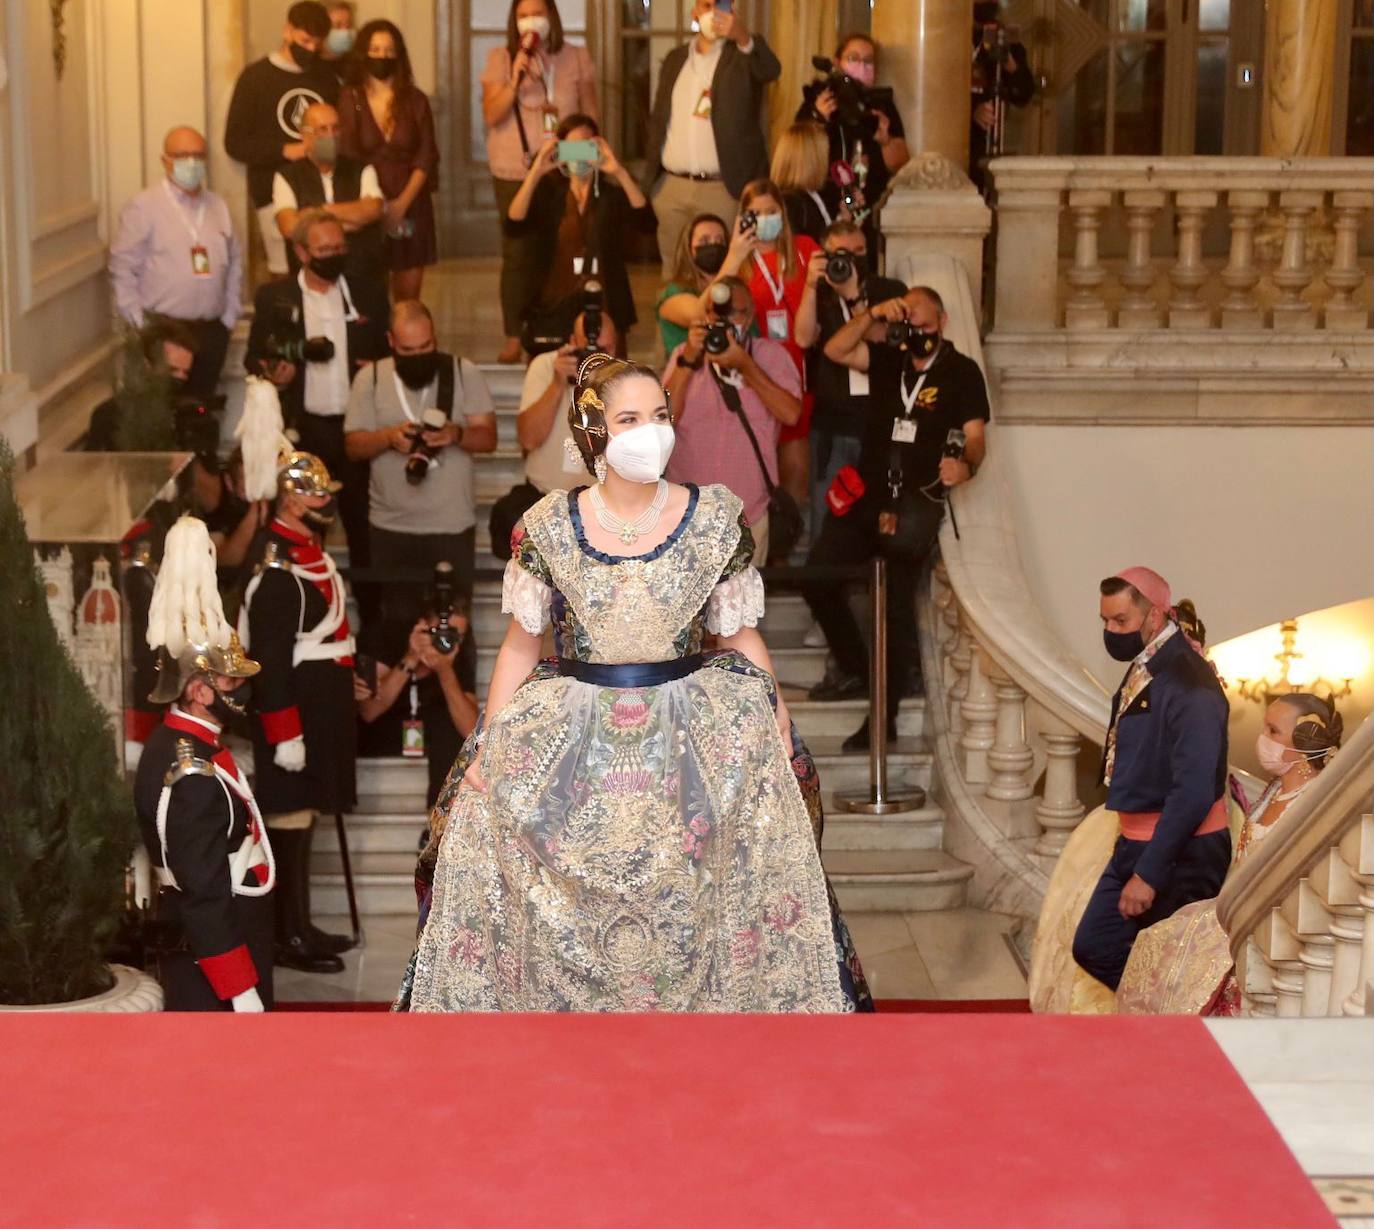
[589,479,669,545]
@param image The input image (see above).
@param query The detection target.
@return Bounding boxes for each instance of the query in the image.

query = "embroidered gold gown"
[405,484,849,1012]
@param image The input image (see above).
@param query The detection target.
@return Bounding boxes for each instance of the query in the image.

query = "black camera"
[427,561,461,654]
[703,281,734,356]
[884,321,940,359]
[571,279,607,365]
[173,393,227,464]
[825,250,856,285]
[404,408,449,486]
[263,333,336,366]
[809,56,895,137]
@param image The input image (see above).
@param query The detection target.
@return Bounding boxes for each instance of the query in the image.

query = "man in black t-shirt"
[224,2,338,276]
[802,284,990,751]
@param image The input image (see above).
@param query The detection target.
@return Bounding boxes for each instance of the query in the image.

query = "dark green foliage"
[113,329,176,452]
[0,439,137,1004]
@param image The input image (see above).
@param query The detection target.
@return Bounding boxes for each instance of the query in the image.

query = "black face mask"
[209,682,250,725]
[168,375,189,395]
[693,242,727,274]
[366,56,398,80]
[308,252,346,283]
[1104,628,1145,662]
[395,350,442,389]
[301,497,337,528]
[288,40,318,68]
[910,329,941,359]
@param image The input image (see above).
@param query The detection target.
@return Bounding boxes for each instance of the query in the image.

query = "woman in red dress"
[339,20,439,301]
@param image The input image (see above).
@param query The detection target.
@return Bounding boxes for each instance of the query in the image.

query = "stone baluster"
[984,663,1034,802]
[1254,896,1305,1017]
[1117,189,1165,328]
[1033,711,1086,857]
[945,606,972,737]
[1341,815,1373,1017]
[1323,191,1373,331]
[1219,190,1269,330]
[1240,940,1278,1017]
[993,183,1064,332]
[959,644,997,786]
[1167,190,1219,329]
[1271,190,1321,330]
[1272,959,1306,1017]
[1064,190,1111,330]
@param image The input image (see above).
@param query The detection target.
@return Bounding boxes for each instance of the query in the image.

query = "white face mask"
[516,14,551,42]
[696,12,720,40]
[604,423,675,484]
[1255,733,1294,777]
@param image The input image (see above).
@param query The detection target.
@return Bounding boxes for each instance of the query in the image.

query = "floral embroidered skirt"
[397,652,869,1013]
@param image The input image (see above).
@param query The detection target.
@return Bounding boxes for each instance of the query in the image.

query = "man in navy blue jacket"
[1072,566,1232,990]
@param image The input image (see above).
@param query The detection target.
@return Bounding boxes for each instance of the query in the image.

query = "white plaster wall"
[994,424,1374,693]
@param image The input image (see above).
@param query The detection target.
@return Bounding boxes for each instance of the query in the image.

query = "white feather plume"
[235,377,290,500]
[146,517,232,654]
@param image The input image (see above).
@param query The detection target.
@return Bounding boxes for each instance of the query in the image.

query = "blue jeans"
[809,429,863,539]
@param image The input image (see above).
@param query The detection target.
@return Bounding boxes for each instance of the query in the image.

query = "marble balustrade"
[990,158,1374,334]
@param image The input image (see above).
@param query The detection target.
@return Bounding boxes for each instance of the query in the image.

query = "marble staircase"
[311,357,975,919]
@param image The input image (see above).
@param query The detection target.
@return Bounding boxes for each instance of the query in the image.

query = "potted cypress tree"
[0,440,161,1011]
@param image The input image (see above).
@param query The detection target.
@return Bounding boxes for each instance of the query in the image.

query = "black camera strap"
[708,359,779,500]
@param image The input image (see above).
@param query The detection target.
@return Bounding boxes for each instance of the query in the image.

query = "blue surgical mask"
[754,212,783,242]
[311,134,338,164]
[326,28,355,55]
[170,157,206,191]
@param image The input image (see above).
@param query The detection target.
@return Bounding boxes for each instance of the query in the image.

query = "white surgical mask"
[604,423,675,484]
[754,212,783,242]
[170,157,206,191]
[517,14,551,42]
[696,13,720,41]
[326,28,355,55]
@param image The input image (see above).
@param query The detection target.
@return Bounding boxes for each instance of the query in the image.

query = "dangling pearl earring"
[594,454,608,484]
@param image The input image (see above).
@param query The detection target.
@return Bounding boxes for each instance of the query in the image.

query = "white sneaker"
[803,621,827,648]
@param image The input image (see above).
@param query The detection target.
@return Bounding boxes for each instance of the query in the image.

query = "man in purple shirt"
[108,126,243,397]
[662,276,801,564]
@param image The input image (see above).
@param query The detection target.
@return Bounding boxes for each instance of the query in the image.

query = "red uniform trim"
[197,945,258,1000]
[125,709,160,743]
[260,706,303,744]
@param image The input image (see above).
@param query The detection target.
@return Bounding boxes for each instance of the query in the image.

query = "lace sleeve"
[501,558,552,635]
[706,565,765,637]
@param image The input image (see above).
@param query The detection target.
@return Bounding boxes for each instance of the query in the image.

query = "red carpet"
[0,1014,1332,1229]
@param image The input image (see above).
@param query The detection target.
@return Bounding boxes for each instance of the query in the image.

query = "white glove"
[124,739,145,773]
[274,736,306,772]
[230,986,265,1013]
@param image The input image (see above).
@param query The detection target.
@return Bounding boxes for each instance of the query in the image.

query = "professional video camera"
[404,407,450,486]
[702,281,734,357]
[426,561,462,654]
[173,392,228,465]
[807,56,895,138]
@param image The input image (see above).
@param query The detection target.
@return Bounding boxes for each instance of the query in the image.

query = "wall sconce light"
[1232,618,1355,707]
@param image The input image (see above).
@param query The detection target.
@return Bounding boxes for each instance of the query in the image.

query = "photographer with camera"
[246,208,389,572]
[798,34,909,236]
[504,114,654,355]
[356,566,479,810]
[970,1,1034,192]
[804,284,989,751]
[343,299,496,620]
[85,319,198,452]
[663,276,800,565]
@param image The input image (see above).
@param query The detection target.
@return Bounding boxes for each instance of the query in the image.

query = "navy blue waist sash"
[556,655,704,687]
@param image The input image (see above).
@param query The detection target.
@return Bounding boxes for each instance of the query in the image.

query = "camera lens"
[885,321,915,348]
[704,322,731,355]
[301,336,337,364]
[825,251,854,284]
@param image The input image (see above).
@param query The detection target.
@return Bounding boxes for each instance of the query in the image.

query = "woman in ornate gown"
[397,354,866,1012]
[1032,692,1344,1015]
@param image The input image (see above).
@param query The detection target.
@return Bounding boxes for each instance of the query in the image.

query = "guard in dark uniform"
[134,516,275,1012]
[239,450,357,973]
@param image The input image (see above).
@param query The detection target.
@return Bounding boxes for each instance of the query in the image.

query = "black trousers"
[493,176,537,339]
[295,411,371,571]
[156,889,275,1011]
[1072,828,1232,991]
[800,497,942,722]
[368,525,476,628]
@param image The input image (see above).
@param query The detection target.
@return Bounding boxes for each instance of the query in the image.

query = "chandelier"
[1232,618,1355,707]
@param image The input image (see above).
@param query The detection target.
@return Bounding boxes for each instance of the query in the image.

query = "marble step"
[315,841,968,918]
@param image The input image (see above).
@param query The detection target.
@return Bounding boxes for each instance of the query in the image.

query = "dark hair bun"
[1288,693,1344,763]
[1172,598,1207,650]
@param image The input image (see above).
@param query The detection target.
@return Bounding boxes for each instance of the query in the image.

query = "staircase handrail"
[1216,715,1374,956]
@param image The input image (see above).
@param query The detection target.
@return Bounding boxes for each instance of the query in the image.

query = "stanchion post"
[334,811,363,944]
[836,557,924,815]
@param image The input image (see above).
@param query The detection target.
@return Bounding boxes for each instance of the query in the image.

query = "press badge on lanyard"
[165,180,212,278]
[754,253,789,340]
[893,369,928,443]
[401,682,425,757]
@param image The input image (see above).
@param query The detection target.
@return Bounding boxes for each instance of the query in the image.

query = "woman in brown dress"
[340,20,439,301]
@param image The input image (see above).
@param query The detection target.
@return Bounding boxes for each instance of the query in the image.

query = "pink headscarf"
[1114,566,1209,658]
